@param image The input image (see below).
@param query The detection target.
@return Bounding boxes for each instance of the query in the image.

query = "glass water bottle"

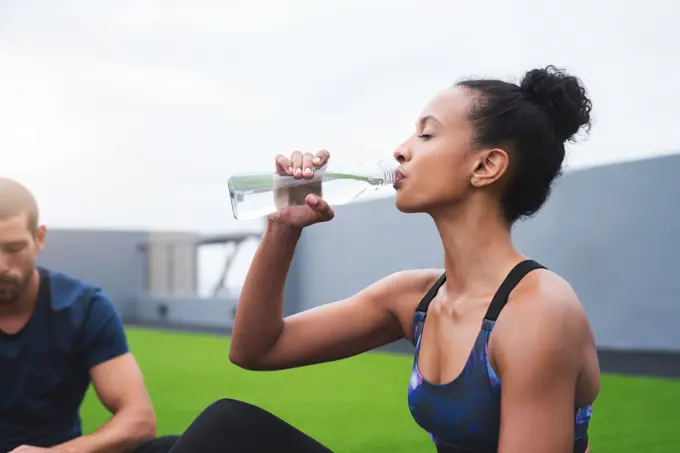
[228,160,398,221]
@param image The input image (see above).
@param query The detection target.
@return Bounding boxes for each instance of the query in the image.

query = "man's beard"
[0,271,32,305]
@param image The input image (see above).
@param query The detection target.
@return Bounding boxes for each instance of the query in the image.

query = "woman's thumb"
[306,195,334,220]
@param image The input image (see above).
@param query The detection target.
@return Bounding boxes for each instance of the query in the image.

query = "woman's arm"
[229,219,437,371]
[229,148,438,371]
[494,273,597,453]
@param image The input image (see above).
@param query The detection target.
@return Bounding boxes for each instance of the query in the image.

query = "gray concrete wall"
[133,294,239,329]
[286,154,680,352]
[511,154,680,351]
[285,206,441,314]
[37,229,148,314]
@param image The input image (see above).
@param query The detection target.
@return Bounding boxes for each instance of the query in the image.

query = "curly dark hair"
[457,65,593,223]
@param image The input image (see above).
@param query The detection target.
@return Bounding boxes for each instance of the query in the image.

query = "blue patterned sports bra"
[407,260,592,453]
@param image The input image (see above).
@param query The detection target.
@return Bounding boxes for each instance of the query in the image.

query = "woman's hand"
[269,150,334,228]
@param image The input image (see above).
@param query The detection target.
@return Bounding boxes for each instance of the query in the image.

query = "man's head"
[0,178,45,305]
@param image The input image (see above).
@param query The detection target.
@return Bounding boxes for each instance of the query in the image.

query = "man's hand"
[9,446,55,452]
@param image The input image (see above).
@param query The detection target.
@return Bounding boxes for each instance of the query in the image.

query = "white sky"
[2,0,679,235]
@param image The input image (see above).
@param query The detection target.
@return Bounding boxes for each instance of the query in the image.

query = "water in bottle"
[228,160,398,221]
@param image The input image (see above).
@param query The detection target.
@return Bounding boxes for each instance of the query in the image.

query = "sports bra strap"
[415,260,546,319]
[484,259,546,321]
[416,273,447,313]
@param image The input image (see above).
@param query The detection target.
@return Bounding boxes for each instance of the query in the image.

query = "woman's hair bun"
[520,65,592,142]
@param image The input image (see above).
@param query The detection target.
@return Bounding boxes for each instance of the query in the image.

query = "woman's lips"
[394,168,407,188]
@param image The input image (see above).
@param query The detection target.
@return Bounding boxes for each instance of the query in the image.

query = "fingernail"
[287,167,293,174]
[295,168,302,175]
[313,157,321,164]
[308,196,318,205]
[304,168,313,175]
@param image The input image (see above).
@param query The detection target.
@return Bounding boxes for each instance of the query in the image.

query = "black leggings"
[160,398,589,453]
[131,436,180,453]
[168,399,333,453]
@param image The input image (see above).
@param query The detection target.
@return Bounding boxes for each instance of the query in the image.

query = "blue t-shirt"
[0,267,129,452]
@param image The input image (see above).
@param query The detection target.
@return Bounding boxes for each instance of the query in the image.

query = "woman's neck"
[432,200,524,300]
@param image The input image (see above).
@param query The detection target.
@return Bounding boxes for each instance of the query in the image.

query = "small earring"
[471,177,478,185]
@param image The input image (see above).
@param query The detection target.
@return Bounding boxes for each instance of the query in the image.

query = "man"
[0,177,178,453]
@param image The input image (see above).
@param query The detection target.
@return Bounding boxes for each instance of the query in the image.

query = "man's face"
[0,214,45,305]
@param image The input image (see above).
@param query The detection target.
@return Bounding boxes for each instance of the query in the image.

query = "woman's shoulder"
[380,268,445,294]
[491,268,600,404]
[353,268,444,316]
[493,267,595,366]
[507,268,586,320]
[370,268,444,343]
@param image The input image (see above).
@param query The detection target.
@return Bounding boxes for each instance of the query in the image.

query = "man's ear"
[34,225,47,253]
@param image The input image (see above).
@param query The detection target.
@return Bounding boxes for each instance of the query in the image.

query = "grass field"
[81,328,679,452]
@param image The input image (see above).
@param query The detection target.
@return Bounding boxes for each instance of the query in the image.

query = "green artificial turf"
[80,328,680,452]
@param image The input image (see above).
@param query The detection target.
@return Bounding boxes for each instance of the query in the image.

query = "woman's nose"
[393,146,411,164]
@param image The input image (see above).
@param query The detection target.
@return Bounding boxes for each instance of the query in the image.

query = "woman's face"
[393,86,481,214]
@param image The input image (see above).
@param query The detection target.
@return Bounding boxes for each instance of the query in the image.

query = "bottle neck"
[379,164,397,185]
[344,160,397,185]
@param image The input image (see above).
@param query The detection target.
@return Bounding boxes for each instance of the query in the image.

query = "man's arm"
[54,354,156,453]
[55,291,157,453]
[494,280,590,453]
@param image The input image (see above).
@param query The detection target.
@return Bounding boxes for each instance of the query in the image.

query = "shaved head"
[0,177,39,234]
[0,178,45,306]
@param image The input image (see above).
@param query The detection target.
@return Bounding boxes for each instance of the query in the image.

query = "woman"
[169,65,600,453]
